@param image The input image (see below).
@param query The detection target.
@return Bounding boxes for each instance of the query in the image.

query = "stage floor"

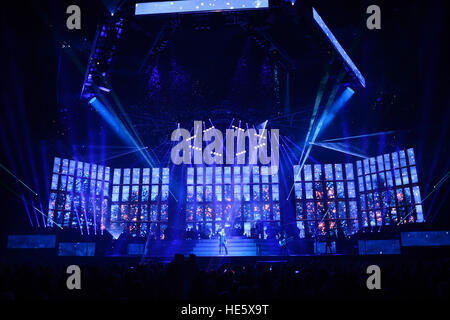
[124,238,318,257]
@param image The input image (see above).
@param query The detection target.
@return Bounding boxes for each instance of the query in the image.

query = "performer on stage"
[278,230,289,256]
[141,230,155,264]
[218,228,228,255]
[255,220,264,239]
[325,230,333,255]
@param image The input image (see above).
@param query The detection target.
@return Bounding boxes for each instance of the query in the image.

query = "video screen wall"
[186,165,279,238]
[47,157,170,238]
[293,163,359,238]
[110,167,169,239]
[356,148,423,227]
[47,147,422,239]
[48,158,110,234]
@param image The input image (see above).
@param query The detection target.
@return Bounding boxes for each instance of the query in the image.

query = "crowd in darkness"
[0,255,448,300]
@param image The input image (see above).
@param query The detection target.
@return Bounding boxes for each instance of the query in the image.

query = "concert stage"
[1,0,449,303]
[2,0,447,253]
[130,238,284,257]
[5,235,449,273]
[5,227,449,261]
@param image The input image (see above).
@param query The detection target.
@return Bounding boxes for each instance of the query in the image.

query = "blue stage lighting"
[88,97,134,145]
[290,86,354,194]
[257,120,268,130]
[310,141,367,158]
[322,130,399,143]
[135,0,269,15]
[87,97,156,168]
[320,87,355,131]
[312,8,366,88]
[98,86,111,92]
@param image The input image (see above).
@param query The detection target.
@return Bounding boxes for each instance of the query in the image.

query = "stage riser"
[142,239,281,257]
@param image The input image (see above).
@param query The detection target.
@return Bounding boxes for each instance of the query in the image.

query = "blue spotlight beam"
[298,87,354,167]
[297,77,347,177]
[309,142,367,158]
[89,97,135,145]
[103,147,148,161]
[429,189,450,222]
[106,87,161,167]
[298,69,330,174]
[33,205,63,229]
[73,145,141,149]
[96,92,178,202]
[0,181,62,229]
[312,8,366,88]
[422,171,450,205]
[399,172,449,224]
[296,67,346,175]
[316,87,355,131]
[0,162,38,196]
[89,96,156,167]
[321,130,400,142]
[288,86,354,199]
[135,0,269,16]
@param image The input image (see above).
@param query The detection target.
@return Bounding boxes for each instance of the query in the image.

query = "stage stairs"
[139,238,281,257]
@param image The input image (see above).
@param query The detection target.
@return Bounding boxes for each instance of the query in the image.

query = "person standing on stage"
[278,230,289,256]
[256,220,264,239]
[325,230,333,255]
[218,228,228,255]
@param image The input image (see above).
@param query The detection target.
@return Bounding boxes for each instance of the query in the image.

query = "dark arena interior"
[0,0,449,307]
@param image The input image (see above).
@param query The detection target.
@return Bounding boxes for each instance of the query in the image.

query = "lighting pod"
[135,0,269,15]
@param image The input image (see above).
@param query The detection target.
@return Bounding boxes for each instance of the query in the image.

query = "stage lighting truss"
[240,22,296,72]
[80,15,125,100]
[139,12,253,74]
[138,9,298,75]
[312,8,366,88]
[135,0,269,16]
[140,22,179,74]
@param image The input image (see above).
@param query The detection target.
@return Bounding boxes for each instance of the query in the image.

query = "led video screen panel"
[128,243,145,255]
[357,148,423,228]
[135,0,269,16]
[293,163,359,238]
[47,158,170,239]
[314,241,336,254]
[358,239,401,255]
[48,158,110,234]
[7,235,56,249]
[401,231,450,246]
[58,242,96,256]
[186,165,279,238]
[110,167,170,239]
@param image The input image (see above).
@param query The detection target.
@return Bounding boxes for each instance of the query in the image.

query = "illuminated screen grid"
[48,157,110,233]
[110,167,169,238]
[186,166,279,235]
[293,163,359,238]
[135,0,269,15]
[356,148,423,227]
